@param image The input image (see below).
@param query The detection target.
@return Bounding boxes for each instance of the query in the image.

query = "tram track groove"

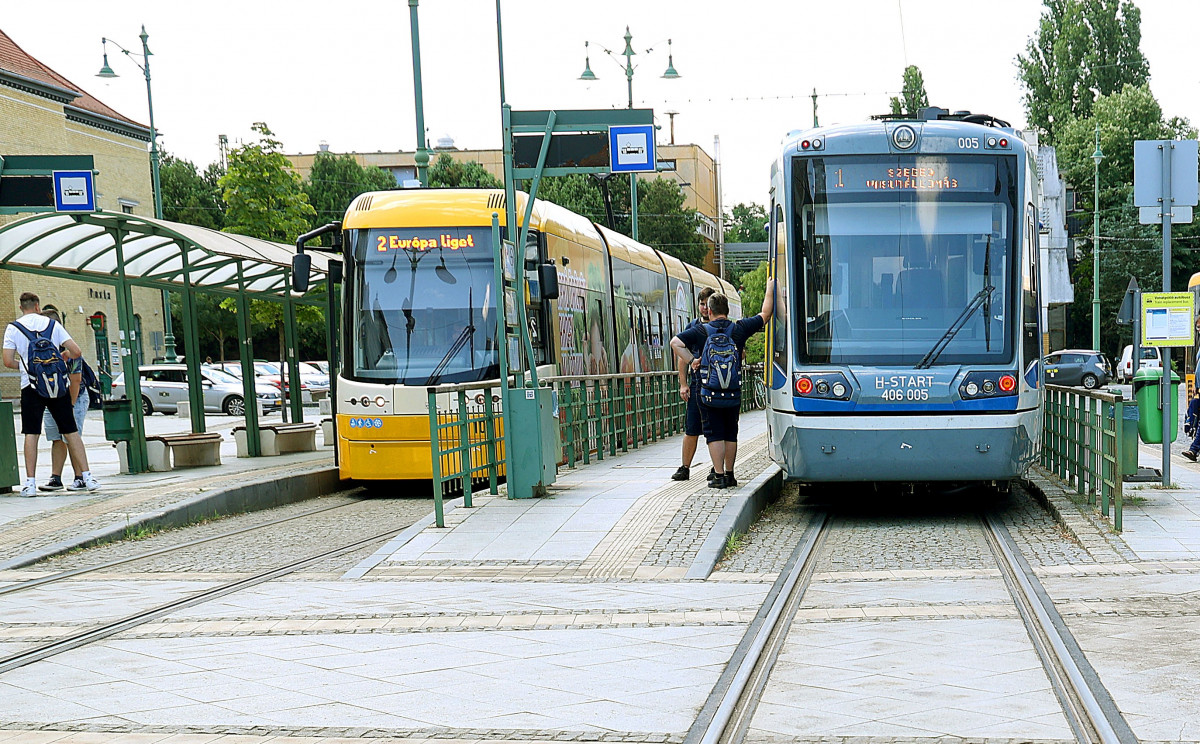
[0,520,413,675]
[0,498,362,598]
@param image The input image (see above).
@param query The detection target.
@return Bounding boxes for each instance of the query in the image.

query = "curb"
[0,465,341,571]
[685,463,783,580]
[1022,467,1132,563]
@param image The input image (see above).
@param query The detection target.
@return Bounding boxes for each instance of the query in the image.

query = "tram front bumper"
[771,410,1038,483]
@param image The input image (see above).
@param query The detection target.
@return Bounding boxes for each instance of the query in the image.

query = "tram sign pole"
[1134,139,1199,485]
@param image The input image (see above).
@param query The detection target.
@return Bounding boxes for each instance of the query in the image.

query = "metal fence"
[1040,384,1123,531]
[428,364,768,522]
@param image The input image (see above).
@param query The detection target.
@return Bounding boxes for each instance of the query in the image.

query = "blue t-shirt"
[675,315,766,362]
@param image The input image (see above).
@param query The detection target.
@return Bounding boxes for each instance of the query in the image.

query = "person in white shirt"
[2,293,98,496]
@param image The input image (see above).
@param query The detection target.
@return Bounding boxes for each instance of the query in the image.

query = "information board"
[1141,292,1195,347]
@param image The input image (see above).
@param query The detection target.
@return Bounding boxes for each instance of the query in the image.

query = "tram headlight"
[815,380,830,395]
[965,382,979,396]
[831,382,846,397]
[981,380,995,394]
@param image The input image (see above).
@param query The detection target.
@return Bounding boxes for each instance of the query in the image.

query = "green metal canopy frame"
[0,210,329,473]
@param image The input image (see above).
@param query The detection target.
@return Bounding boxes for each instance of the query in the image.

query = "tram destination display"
[815,158,997,193]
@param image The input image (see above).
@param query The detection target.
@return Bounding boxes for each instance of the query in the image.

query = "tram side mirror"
[292,253,312,293]
[538,262,559,300]
[329,259,343,285]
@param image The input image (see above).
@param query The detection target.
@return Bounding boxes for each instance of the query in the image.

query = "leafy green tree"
[888,65,930,117]
[1018,0,1149,142]
[535,174,607,224]
[219,122,316,242]
[160,154,224,229]
[737,261,769,364]
[171,292,239,363]
[427,153,502,188]
[304,151,395,227]
[1054,84,1197,354]
[637,178,705,266]
[723,203,768,243]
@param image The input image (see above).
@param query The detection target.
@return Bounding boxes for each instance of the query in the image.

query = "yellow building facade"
[0,28,165,398]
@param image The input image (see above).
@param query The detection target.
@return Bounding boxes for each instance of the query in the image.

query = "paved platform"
[0,412,778,741]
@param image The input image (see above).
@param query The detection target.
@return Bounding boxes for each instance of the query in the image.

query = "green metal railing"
[1041,384,1123,531]
[427,381,503,527]
[429,364,768,519]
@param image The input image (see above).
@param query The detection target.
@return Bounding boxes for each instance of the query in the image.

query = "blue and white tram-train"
[763,109,1043,486]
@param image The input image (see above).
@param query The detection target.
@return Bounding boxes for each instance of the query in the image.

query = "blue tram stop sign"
[52,170,96,213]
[608,125,657,174]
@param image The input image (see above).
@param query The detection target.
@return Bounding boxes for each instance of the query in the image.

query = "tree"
[219,122,316,242]
[1017,0,1149,142]
[737,261,769,364]
[888,65,930,117]
[535,174,607,225]
[219,295,324,421]
[160,154,224,229]
[636,178,705,266]
[1054,84,1197,354]
[723,203,768,243]
[304,151,395,228]
[427,153,502,188]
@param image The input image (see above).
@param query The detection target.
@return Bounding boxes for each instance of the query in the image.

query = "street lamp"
[578,28,681,241]
[1092,122,1104,350]
[98,26,176,363]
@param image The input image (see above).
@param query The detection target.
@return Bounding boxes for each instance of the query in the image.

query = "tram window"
[772,204,789,367]
[657,313,664,361]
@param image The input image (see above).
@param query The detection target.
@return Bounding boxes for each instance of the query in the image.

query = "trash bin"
[1133,367,1180,444]
[1119,399,1139,475]
[102,398,134,442]
[0,400,20,491]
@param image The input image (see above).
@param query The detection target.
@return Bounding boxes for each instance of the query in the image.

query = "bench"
[233,421,318,457]
[145,432,224,472]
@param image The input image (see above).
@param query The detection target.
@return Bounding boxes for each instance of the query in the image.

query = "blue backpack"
[698,321,741,408]
[10,319,69,399]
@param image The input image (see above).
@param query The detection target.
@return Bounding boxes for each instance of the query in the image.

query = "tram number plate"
[875,375,933,402]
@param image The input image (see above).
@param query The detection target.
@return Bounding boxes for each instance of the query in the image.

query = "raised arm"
[670,336,693,400]
[759,278,776,323]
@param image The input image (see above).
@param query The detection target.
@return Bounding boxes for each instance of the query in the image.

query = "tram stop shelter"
[0,211,331,473]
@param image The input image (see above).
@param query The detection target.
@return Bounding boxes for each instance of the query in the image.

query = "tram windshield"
[793,154,1017,366]
[349,226,498,385]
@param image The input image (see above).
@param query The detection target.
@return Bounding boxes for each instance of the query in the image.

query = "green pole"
[409,0,429,186]
[179,245,205,433]
[235,263,261,456]
[284,290,303,423]
[1091,123,1103,350]
[112,224,147,473]
[137,26,176,363]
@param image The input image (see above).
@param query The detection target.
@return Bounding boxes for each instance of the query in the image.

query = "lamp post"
[578,28,680,240]
[409,0,429,186]
[1091,123,1104,350]
[98,26,176,363]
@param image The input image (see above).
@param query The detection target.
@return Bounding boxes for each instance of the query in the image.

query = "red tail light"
[999,374,1016,392]
[796,377,813,395]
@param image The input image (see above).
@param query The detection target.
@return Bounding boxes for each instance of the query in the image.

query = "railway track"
[0,496,423,675]
[692,507,1139,744]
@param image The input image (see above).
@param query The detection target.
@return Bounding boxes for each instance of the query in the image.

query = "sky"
[3,0,1198,209]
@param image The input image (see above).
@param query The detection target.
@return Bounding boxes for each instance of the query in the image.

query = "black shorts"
[21,386,77,437]
[701,403,739,444]
[685,384,706,437]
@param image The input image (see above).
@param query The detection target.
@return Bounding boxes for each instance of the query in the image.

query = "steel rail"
[696,512,829,744]
[0,523,410,675]
[0,500,361,598]
[984,513,1138,744]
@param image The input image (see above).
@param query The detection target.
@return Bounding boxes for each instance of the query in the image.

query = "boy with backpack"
[671,286,716,482]
[2,293,99,496]
[38,308,101,492]
[670,280,774,489]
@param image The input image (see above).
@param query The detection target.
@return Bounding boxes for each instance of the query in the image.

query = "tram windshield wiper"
[424,286,475,387]
[914,284,995,370]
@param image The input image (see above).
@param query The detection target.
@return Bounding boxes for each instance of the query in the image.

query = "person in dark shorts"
[670,280,774,489]
[2,293,98,496]
[38,308,96,493]
[671,286,716,481]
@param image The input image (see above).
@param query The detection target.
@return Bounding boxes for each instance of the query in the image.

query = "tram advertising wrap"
[330,189,734,483]
[764,113,1043,486]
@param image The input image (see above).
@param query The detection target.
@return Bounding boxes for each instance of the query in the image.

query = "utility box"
[1119,399,1140,475]
[102,398,134,442]
[0,401,20,491]
[1133,367,1180,444]
[505,386,558,498]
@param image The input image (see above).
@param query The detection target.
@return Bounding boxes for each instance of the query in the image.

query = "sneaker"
[19,482,36,497]
[1184,450,1198,462]
[671,465,690,481]
[709,473,727,489]
[707,468,718,484]
[67,475,100,492]
[39,476,64,492]
[723,472,738,488]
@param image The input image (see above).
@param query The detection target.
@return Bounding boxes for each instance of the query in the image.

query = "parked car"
[214,360,315,397]
[1043,349,1112,389]
[1117,345,1162,383]
[306,361,329,376]
[112,364,282,416]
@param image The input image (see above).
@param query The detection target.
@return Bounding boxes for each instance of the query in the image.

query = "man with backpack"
[670,280,775,489]
[2,293,99,496]
[38,308,100,493]
[671,286,716,482]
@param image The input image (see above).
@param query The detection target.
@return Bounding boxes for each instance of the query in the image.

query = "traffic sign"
[1141,291,1194,347]
[1134,140,1198,208]
[1140,206,1194,225]
[609,124,656,173]
[52,170,95,212]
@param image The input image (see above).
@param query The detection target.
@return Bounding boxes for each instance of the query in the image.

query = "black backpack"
[80,358,102,409]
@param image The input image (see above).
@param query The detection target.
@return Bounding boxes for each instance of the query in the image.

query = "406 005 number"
[881,388,929,401]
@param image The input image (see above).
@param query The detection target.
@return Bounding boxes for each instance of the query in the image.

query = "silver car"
[112,364,282,416]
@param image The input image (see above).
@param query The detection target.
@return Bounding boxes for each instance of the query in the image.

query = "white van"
[1117,345,1161,383]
